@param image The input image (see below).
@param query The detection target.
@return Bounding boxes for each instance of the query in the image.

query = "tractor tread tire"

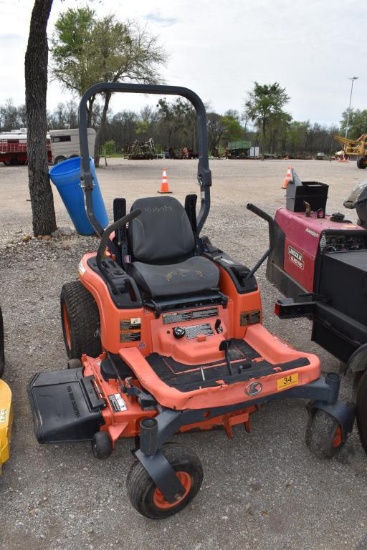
[356,369,367,455]
[61,280,101,360]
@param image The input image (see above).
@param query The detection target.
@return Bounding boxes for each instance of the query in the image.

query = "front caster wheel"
[92,432,113,459]
[305,409,344,459]
[126,444,203,519]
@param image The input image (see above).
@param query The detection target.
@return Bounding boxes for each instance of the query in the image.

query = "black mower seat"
[127,196,219,298]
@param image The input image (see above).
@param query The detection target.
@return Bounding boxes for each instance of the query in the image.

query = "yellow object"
[334,133,367,157]
[277,373,299,391]
[0,379,13,474]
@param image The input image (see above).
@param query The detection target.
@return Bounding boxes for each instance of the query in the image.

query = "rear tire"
[356,369,367,455]
[61,280,101,360]
[54,155,66,165]
[357,157,367,169]
[305,408,344,459]
[126,444,203,519]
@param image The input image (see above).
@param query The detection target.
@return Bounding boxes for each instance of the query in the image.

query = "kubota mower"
[28,83,354,519]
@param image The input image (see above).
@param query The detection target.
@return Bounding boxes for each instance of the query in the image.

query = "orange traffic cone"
[158,168,172,193]
[281,166,293,189]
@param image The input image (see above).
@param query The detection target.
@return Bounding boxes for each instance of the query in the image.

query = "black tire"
[54,155,66,165]
[126,444,203,519]
[352,370,364,399]
[67,358,82,370]
[92,431,113,459]
[0,307,4,377]
[305,408,344,459]
[357,157,367,169]
[356,369,367,455]
[60,280,101,360]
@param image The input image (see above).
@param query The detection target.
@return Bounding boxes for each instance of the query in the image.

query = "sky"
[0,0,366,128]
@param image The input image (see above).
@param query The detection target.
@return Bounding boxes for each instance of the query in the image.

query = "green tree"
[207,113,226,156]
[51,8,167,163]
[244,82,290,156]
[110,110,138,152]
[340,108,367,140]
[0,100,26,131]
[206,113,243,156]
[221,114,243,143]
[25,0,57,236]
[157,98,196,152]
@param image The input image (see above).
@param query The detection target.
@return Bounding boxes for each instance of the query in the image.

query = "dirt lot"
[1,158,367,550]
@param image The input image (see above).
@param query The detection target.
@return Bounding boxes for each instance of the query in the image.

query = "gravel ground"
[1,158,367,550]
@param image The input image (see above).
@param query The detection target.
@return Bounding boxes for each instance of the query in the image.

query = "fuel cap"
[173,326,186,339]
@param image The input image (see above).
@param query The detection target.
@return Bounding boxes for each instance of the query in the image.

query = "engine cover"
[269,207,367,294]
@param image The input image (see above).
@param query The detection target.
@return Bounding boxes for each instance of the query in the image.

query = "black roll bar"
[78,83,212,236]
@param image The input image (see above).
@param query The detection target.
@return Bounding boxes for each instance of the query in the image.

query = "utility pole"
[345,76,358,140]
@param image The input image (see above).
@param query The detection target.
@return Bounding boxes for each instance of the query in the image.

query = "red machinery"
[263,171,367,454]
[0,131,52,165]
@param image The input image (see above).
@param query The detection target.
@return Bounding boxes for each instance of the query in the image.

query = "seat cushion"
[129,256,220,297]
[129,196,195,263]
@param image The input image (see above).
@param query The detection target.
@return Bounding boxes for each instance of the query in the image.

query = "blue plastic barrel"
[49,157,109,235]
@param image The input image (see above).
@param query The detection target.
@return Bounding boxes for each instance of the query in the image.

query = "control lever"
[219,340,233,375]
[215,319,223,333]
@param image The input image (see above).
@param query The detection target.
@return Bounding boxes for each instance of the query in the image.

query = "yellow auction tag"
[277,373,298,390]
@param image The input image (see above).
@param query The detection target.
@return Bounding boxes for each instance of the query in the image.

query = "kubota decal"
[245,381,262,396]
[288,246,304,270]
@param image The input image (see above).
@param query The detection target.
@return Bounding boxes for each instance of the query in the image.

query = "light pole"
[345,76,358,140]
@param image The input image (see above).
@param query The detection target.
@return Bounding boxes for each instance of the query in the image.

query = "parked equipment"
[127,137,156,160]
[28,84,354,519]
[334,133,367,168]
[265,170,367,451]
[49,128,96,165]
[0,130,52,166]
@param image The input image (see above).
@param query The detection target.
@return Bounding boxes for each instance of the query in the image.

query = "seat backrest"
[128,196,195,263]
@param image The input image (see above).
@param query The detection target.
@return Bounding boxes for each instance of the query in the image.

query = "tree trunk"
[25,0,57,236]
[94,91,112,167]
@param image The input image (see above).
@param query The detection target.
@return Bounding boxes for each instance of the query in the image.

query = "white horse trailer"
[49,128,96,164]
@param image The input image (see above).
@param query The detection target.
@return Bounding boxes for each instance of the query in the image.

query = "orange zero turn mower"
[28,83,354,519]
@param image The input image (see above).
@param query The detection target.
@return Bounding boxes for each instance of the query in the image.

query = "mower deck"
[29,318,328,446]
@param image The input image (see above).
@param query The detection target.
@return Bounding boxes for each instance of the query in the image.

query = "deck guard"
[28,368,105,443]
